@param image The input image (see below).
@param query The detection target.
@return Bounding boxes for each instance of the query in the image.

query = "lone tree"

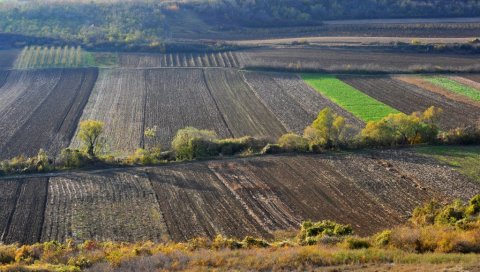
[78,120,104,157]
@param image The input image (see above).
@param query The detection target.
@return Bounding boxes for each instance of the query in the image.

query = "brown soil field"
[449,76,480,90]
[339,76,480,129]
[70,69,148,155]
[0,177,48,244]
[41,171,168,243]
[0,50,19,69]
[2,150,478,244]
[238,48,480,73]
[143,68,233,149]
[396,76,480,108]
[0,68,98,159]
[462,74,480,84]
[0,70,9,88]
[119,52,240,68]
[243,71,363,133]
[203,69,286,139]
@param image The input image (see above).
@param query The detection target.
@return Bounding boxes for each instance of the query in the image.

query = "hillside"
[1,148,479,244]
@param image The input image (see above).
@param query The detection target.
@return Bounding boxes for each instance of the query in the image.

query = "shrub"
[58,148,90,169]
[171,127,218,160]
[0,245,16,264]
[14,246,35,264]
[127,148,163,165]
[361,106,442,147]
[342,237,371,249]
[212,235,242,250]
[373,230,392,247]
[0,149,53,175]
[298,220,353,244]
[467,195,480,216]
[216,136,267,156]
[278,133,309,152]
[261,143,284,154]
[303,108,353,149]
[242,236,270,248]
[411,200,443,226]
[434,200,467,226]
[440,123,480,145]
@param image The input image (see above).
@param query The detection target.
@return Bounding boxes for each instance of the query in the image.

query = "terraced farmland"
[302,74,400,122]
[339,76,480,129]
[1,149,479,244]
[119,52,240,68]
[0,68,98,159]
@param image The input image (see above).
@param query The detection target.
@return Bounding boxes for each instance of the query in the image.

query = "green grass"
[302,74,400,122]
[415,145,480,183]
[424,77,480,101]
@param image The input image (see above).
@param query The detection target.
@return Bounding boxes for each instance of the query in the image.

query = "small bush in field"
[242,236,270,248]
[298,220,353,244]
[278,133,309,152]
[342,237,371,249]
[373,230,392,247]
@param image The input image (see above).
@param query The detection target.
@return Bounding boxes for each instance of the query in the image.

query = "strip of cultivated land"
[0,50,19,69]
[14,46,94,69]
[238,48,480,73]
[302,74,399,122]
[0,177,48,244]
[118,52,240,68]
[463,74,480,84]
[203,69,286,138]
[243,71,364,133]
[449,76,480,90]
[1,149,478,244]
[0,68,98,159]
[338,75,480,129]
[41,171,168,243]
[424,76,480,102]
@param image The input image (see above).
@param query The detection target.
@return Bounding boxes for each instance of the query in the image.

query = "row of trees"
[1,106,479,175]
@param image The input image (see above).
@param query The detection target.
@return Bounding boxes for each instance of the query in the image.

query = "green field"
[302,74,400,122]
[424,77,480,102]
[415,145,480,182]
[14,46,96,69]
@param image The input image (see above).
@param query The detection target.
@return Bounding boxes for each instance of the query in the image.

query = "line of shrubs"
[1,106,479,176]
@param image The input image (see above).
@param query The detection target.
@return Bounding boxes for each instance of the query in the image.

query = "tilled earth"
[1,150,478,244]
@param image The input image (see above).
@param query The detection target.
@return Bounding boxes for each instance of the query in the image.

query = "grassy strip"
[424,76,480,101]
[415,145,480,182]
[302,74,399,122]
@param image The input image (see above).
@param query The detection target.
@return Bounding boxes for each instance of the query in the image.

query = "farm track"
[396,76,480,109]
[339,76,480,129]
[144,68,233,149]
[41,171,168,243]
[2,150,479,243]
[238,48,480,73]
[2,68,98,159]
[243,72,363,133]
[119,52,240,68]
[0,177,48,244]
[204,69,286,139]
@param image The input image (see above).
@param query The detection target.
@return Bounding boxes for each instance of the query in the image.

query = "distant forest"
[0,0,479,49]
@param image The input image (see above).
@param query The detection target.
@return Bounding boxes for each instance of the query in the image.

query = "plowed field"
[244,71,363,133]
[0,177,48,244]
[41,171,168,243]
[119,52,240,68]
[0,68,98,159]
[1,149,478,244]
[339,76,480,129]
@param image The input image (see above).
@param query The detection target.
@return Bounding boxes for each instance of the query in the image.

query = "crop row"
[424,76,480,102]
[1,150,479,244]
[14,46,94,69]
[302,74,400,122]
[119,52,240,68]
